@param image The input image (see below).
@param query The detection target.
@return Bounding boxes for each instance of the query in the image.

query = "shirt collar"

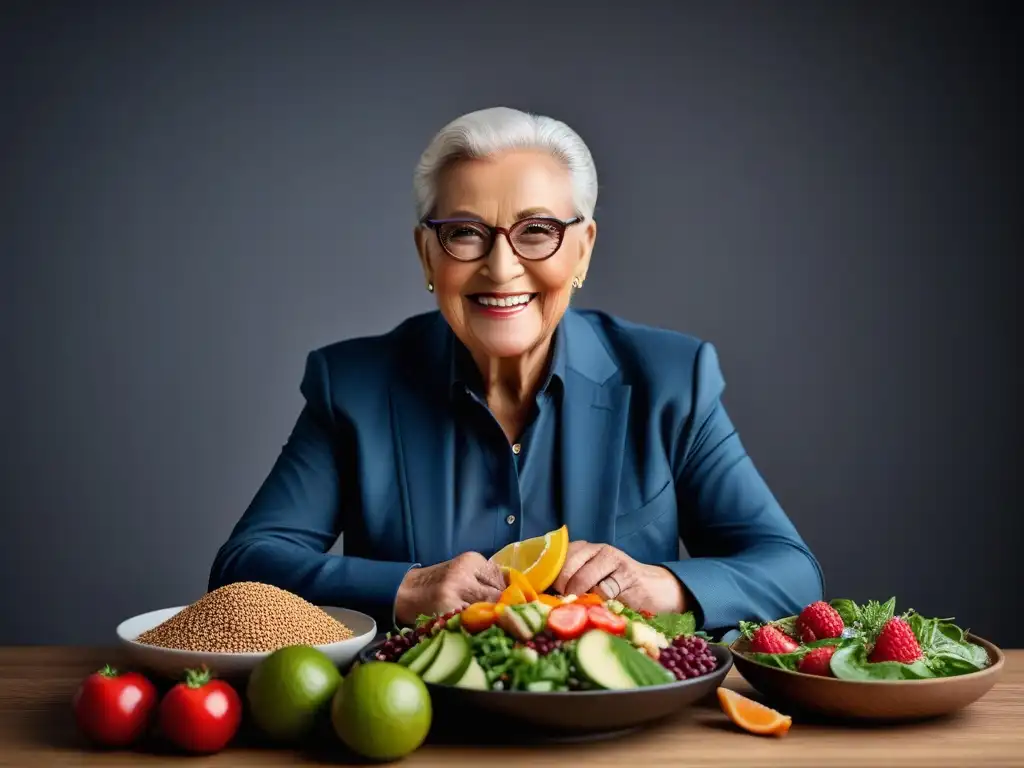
[449,321,568,400]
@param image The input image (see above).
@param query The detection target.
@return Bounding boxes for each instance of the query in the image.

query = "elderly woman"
[208,107,824,635]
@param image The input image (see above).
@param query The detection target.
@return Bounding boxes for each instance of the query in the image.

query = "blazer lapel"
[389,315,455,566]
[559,312,631,547]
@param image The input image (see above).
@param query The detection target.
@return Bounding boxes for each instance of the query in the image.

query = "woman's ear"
[576,217,597,277]
[414,225,433,287]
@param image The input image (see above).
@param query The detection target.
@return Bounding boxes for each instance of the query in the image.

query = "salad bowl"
[358,637,732,736]
[729,598,1006,722]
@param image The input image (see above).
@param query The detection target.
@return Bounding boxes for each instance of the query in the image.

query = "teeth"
[474,294,533,307]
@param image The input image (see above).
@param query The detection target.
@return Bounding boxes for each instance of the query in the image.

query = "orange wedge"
[490,525,569,593]
[506,568,539,602]
[717,687,792,737]
[498,584,527,606]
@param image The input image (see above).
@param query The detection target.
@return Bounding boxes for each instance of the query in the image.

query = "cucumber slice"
[519,604,544,633]
[405,633,442,674]
[453,658,488,690]
[421,631,473,685]
[526,680,555,692]
[610,634,674,686]
[498,606,533,641]
[530,599,553,617]
[574,629,638,690]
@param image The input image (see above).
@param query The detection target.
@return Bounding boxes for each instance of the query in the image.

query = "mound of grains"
[135,581,354,653]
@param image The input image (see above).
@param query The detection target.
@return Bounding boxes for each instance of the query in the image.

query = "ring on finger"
[597,576,621,599]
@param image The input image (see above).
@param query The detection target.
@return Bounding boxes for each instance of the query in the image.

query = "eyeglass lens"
[437,218,565,260]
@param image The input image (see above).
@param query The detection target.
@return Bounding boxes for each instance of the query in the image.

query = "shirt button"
[506,514,516,525]
[512,443,521,455]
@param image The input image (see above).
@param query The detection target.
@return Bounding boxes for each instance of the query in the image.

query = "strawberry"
[796,601,845,643]
[750,624,800,654]
[869,617,923,663]
[797,645,837,676]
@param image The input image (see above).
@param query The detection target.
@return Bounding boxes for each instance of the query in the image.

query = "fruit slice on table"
[716,687,792,737]
[490,524,569,593]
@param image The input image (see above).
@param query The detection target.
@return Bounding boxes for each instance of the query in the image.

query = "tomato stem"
[98,664,119,677]
[183,666,212,689]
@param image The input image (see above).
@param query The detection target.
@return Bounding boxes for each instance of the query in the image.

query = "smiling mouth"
[467,293,538,308]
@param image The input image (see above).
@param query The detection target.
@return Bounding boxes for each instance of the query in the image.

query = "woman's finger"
[552,542,601,594]
[564,545,621,598]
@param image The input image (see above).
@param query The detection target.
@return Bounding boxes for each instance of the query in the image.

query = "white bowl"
[116,605,376,679]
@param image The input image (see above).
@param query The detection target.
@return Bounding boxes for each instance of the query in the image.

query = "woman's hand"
[394,552,506,626]
[552,541,686,615]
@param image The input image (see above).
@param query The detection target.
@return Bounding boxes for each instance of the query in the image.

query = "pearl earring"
[427,282,434,293]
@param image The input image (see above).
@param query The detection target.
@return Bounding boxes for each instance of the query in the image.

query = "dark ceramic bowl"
[356,639,732,738]
[730,632,1005,722]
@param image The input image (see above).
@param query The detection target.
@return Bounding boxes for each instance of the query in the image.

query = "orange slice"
[506,568,539,602]
[717,687,792,737]
[490,525,569,593]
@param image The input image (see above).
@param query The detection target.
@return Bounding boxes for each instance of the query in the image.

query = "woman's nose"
[483,233,525,284]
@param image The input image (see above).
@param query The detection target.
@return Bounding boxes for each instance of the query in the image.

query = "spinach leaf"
[648,611,696,639]
[829,598,862,626]
[907,613,990,675]
[830,640,935,681]
[744,649,808,671]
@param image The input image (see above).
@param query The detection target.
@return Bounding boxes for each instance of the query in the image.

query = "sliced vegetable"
[461,602,499,634]
[547,603,589,641]
[574,593,605,607]
[453,658,488,690]
[405,633,443,674]
[421,631,472,685]
[518,604,546,633]
[587,606,627,636]
[609,634,674,686]
[627,620,669,650]
[497,605,534,642]
[574,629,637,690]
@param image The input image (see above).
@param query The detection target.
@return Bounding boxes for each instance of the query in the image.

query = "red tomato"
[158,667,241,754]
[587,605,628,635]
[546,603,589,640]
[72,664,157,747]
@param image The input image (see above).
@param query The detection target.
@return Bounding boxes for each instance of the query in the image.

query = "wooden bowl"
[730,633,1005,722]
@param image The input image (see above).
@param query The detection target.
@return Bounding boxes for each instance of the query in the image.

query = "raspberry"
[869,617,923,663]
[797,645,837,676]
[750,624,800,654]
[796,601,845,643]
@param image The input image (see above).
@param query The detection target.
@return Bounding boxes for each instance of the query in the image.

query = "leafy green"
[829,598,861,626]
[647,611,696,639]
[739,597,991,682]
[414,614,435,628]
[830,641,936,680]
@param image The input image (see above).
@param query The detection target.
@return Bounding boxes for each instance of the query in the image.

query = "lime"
[246,645,342,742]
[331,662,432,760]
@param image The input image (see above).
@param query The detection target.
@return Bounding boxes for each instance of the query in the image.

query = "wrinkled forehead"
[433,150,575,222]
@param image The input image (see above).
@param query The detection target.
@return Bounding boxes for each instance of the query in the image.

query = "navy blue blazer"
[209,309,824,632]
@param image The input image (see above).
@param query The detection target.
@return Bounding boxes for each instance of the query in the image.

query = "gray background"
[2,1,1020,645]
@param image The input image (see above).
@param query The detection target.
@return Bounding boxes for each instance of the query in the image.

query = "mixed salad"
[738,597,993,681]
[374,580,722,692]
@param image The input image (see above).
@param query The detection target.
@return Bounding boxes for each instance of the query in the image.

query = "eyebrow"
[440,207,560,223]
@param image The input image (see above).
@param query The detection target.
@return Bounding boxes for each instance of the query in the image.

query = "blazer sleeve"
[661,342,825,632]
[208,349,416,629]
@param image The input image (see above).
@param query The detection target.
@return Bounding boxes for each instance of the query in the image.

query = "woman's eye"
[448,227,484,240]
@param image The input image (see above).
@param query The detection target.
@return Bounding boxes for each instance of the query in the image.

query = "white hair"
[413,106,598,222]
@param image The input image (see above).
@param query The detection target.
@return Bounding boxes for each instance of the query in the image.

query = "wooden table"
[0,647,1020,767]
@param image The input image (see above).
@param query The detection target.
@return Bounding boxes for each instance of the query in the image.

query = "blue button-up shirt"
[448,324,567,556]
